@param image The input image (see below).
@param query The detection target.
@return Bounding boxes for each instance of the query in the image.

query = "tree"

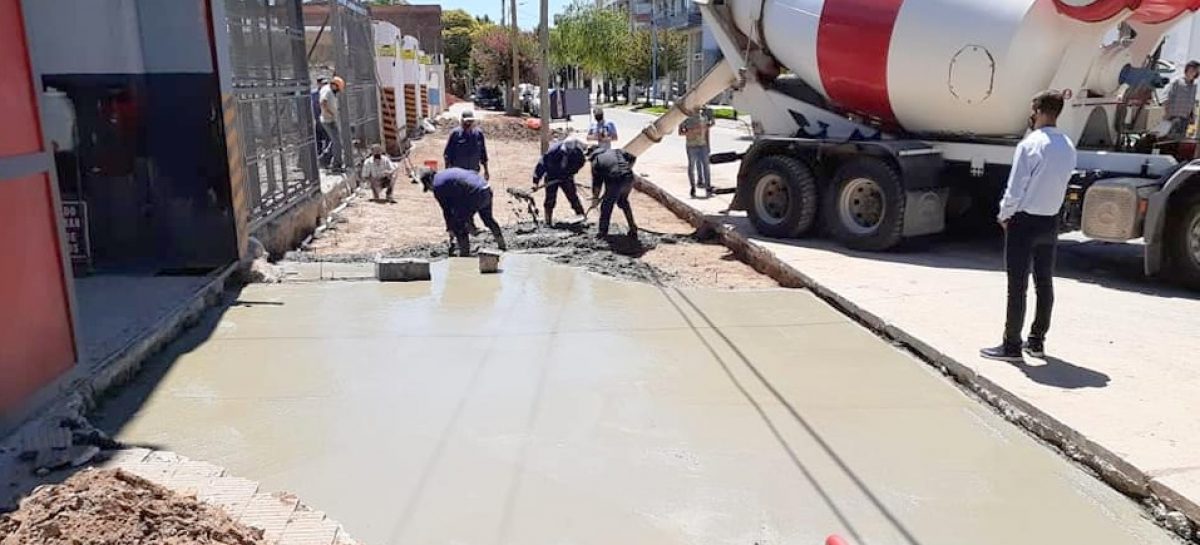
[443,9,482,95]
[615,28,687,104]
[550,2,630,76]
[470,26,539,88]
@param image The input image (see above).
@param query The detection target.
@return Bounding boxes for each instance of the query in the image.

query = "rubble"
[0,469,266,545]
[436,115,571,141]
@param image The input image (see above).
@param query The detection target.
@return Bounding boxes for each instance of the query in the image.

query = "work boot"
[544,207,554,227]
[495,233,508,252]
[455,233,472,257]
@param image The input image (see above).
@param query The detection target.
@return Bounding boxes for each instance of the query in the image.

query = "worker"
[589,147,638,238]
[679,106,715,198]
[587,107,619,152]
[318,76,345,172]
[981,90,1077,363]
[1164,60,1199,139]
[444,110,490,180]
[361,144,397,203]
[532,137,588,225]
[419,167,507,256]
[311,77,329,158]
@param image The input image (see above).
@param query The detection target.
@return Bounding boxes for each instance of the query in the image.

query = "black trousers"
[544,179,585,215]
[598,176,636,236]
[451,189,503,254]
[1003,212,1058,348]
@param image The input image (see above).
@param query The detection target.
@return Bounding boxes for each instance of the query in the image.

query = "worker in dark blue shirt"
[589,147,639,238]
[443,110,490,180]
[419,167,506,256]
[532,137,588,225]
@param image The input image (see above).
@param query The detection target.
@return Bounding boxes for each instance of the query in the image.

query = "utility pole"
[539,0,551,152]
[509,0,520,115]
[650,0,658,107]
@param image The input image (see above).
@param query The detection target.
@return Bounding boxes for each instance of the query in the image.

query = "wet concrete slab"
[94,256,1179,545]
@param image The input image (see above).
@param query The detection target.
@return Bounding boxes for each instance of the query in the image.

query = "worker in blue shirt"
[443,110,490,180]
[532,137,588,225]
[419,167,506,256]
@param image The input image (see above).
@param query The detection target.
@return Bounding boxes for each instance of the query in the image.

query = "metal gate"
[223,0,319,227]
[314,0,382,171]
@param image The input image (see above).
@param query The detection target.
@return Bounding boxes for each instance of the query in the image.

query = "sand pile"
[438,116,570,141]
[0,469,265,545]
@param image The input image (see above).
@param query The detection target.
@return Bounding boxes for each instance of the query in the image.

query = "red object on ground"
[525,118,542,130]
[826,535,850,545]
[423,160,439,170]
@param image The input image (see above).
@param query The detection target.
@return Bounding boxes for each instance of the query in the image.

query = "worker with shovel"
[589,147,639,238]
[418,167,507,256]
[532,137,588,226]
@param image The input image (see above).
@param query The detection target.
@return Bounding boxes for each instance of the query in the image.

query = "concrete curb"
[97,448,361,545]
[77,264,238,414]
[633,175,1200,538]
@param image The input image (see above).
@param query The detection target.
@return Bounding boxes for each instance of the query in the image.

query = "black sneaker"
[1024,339,1045,358]
[980,344,1023,362]
[690,188,697,198]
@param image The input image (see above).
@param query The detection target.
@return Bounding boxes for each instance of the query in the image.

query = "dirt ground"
[304,117,779,290]
[0,469,265,545]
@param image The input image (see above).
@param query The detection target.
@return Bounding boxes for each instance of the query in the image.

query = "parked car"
[474,86,503,110]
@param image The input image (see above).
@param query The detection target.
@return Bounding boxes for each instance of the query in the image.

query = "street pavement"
[585,106,1200,526]
[96,256,1179,545]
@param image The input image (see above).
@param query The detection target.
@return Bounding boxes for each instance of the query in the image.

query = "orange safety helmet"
[330,76,345,91]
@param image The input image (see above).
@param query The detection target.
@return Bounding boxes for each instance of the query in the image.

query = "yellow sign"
[401,49,416,60]
[377,44,396,57]
[419,55,432,65]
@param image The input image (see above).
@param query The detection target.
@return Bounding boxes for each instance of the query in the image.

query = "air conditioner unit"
[693,53,702,60]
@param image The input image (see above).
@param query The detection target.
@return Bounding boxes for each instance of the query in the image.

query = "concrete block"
[376,258,431,282]
[479,250,502,274]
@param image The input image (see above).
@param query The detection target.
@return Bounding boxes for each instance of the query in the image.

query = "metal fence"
[330,0,382,168]
[224,0,320,227]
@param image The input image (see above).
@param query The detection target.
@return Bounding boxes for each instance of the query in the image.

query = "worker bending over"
[532,137,588,225]
[419,167,507,256]
[589,147,639,238]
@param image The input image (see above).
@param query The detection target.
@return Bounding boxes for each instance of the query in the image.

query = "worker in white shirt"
[361,144,397,202]
[587,107,618,152]
[981,91,1077,363]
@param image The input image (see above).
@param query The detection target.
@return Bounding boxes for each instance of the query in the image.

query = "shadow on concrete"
[1,288,242,512]
[90,288,245,441]
[1009,357,1111,390]
[708,215,1200,301]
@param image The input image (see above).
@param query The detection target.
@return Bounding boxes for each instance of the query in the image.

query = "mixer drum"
[729,0,1098,137]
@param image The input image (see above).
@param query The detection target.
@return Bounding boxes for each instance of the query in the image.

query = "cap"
[461,110,475,120]
[370,144,384,155]
[415,167,436,191]
[592,107,604,117]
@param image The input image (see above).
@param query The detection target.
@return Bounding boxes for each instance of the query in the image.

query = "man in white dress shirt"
[981,91,1077,362]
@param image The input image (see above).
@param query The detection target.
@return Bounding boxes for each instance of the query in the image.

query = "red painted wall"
[0,0,77,415]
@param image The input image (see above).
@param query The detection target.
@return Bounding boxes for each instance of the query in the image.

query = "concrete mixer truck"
[625,0,1200,288]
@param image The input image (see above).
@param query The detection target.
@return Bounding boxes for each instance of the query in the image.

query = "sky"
[414,0,575,30]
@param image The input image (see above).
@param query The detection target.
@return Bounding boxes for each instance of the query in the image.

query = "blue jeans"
[320,121,343,169]
[687,146,711,190]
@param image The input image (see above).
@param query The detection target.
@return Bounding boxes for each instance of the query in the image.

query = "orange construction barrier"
[423,160,438,170]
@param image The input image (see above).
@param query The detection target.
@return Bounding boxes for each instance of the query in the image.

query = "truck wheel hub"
[839,178,885,235]
[754,174,789,225]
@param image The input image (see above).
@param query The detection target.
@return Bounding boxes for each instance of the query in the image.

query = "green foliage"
[551,2,632,75]
[443,9,481,73]
[614,27,687,82]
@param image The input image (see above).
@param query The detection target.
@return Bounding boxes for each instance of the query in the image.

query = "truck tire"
[823,157,905,251]
[745,155,818,238]
[1167,193,1200,289]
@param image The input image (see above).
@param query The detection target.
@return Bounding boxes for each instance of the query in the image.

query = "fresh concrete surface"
[590,106,1200,524]
[95,256,1178,545]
